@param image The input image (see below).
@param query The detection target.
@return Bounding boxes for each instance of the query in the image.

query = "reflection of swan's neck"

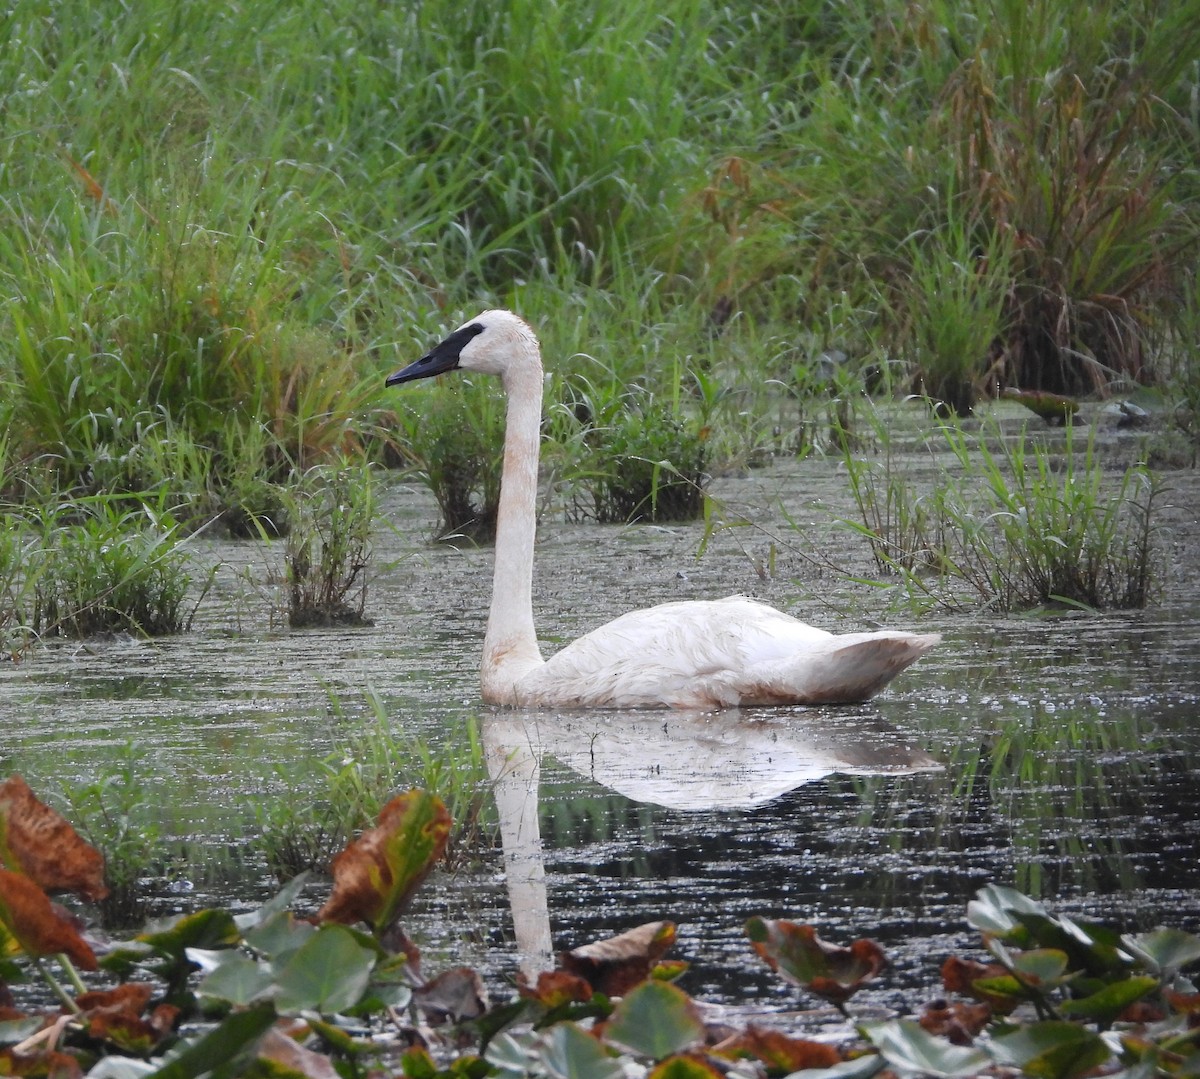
[482,360,546,703]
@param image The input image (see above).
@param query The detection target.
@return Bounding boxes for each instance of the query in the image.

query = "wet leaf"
[918,999,992,1044]
[0,775,107,902]
[317,790,451,935]
[137,909,241,958]
[989,1020,1111,1078]
[540,1022,623,1079]
[145,1001,277,1079]
[941,956,1019,1012]
[76,983,179,1050]
[518,970,593,1009]
[715,1025,841,1070]
[413,966,489,1024]
[1122,928,1200,974]
[862,1019,990,1078]
[1059,976,1158,1026]
[0,869,96,968]
[744,918,885,1005]
[647,1054,724,1079]
[604,980,703,1059]
[273,924,376,1016]
[195,953,275,1007]
[241,909,316,964]
[256,1026,342,1079]
[966,884,1048,939]
[562,921,677,997]
[1010,947,1071,988]
[0,1045,83,1078]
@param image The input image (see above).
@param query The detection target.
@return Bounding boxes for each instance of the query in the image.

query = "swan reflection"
[482,708,941,976]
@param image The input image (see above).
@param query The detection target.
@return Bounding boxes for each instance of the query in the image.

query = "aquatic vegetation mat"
[3,776,1200,1079]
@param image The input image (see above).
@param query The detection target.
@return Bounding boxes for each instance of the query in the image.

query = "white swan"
[387,310,939,709]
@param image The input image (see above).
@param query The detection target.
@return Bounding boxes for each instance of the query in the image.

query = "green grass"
[0,0,1195,628]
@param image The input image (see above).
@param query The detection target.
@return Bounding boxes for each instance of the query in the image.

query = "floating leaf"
[604,980,703,1059]
[862,1019,990,1078]
[317,790,451,935]
[519,970,593,1009]
[145,1001,277,1079]
[78,983,179,1056]
[989,1020,1111,1079]
[562,921,677,998]
[256,1026,342,1079]
[195,953,275,1008]
[647,1054,724,1079]
[1059,976,1158,1027]
[0,869,96,968]
[714,1025,841,1070]
[413,966,489,1024]
[539,1022,623,1079]
[941,956,1019,1013]
[273,924,377,1016]
[0,775,107,901]
[1122,928,1200,975]
[745,917,885,1006]
[918,999,992,1045]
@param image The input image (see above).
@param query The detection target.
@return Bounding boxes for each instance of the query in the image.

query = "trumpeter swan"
[387,310,939,709]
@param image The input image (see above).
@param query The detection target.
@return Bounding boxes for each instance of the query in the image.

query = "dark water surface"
[1,458,1198,1027]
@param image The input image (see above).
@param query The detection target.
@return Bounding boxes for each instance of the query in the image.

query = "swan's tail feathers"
[748,631,941,706]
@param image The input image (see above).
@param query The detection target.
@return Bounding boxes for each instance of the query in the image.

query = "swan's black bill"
[386,322,485,386]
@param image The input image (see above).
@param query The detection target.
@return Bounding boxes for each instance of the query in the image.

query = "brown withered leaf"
[0,1046,83,1079]
[919,999,993,1045]
[413,966,489,1025]
[518,970,593,1008]
[561,921,677,997]
[0,776,107,901]
[713,1025,842,1071]
[317,790,451,935]
[0,870,96,969]
[745,918,885,1007]
[941,956,1020,1014]
[256,1027,342,1079]
[75,984,179,1054]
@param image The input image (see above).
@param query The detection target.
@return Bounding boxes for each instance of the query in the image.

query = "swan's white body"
[388,310,939,709]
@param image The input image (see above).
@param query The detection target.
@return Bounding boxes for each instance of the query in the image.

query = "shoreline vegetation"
[3,0,1198,642]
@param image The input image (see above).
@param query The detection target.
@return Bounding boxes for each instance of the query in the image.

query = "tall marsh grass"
[0,0,1194,626]
[841,417,1162,613]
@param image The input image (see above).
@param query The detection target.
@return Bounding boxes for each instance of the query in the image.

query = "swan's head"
[386,309,540,386]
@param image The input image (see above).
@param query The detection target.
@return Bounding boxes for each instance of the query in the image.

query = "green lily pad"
[604,980,704,1059]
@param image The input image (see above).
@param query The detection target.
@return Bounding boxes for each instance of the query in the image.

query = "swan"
[387,309,939,709]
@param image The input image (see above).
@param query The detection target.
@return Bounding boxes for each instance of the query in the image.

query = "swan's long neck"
[481,357,545,702]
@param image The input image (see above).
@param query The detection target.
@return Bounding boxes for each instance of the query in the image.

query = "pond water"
[1,444,1198,1030]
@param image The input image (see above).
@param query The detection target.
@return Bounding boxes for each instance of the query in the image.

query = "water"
[1,457,1198,1027]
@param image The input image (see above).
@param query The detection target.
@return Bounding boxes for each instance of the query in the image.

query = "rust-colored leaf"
[413,966,489,1024]
[75,983,178,1053]
[714,1025,842,1070]
[0,1046,83,1078]
[317,790,451,935]
[745,918,885,1006]
[518,969,594,1008]
[941,955,1020,1013]
[0,870,96,969]
[0,776,107,901]
[919,999,993,1045]
[63,155,118,216]
[562,921,677,997]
